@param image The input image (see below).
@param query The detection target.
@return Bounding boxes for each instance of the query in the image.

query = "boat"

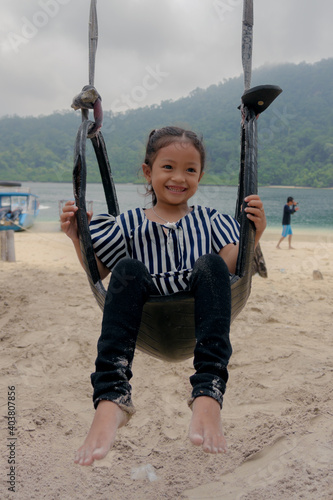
[0,182,39,231]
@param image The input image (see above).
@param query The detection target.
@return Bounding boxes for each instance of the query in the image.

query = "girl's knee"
[106,258,150,298]
[190,254,230,294]
[193,253,229,277]
[113,258,148,278]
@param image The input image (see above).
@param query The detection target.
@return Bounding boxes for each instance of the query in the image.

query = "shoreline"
[28,220,333,241]
[19,180,333,189]
[264,185,333,190]
[262,227,333,243]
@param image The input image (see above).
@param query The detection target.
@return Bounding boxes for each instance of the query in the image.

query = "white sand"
[0,229,332,499]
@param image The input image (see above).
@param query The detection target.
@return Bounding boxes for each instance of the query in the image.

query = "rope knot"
[71,85,103,137]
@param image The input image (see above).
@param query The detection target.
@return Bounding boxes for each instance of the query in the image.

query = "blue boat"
[0,182,39,231]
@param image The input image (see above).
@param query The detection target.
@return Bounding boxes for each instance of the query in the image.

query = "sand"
[0,228,332,499]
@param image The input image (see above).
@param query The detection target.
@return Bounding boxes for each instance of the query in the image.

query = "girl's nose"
[171,170,185,182]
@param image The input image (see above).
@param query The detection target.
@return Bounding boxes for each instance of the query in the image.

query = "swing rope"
[242,0,253,90]
[71,0,282,361]
[88,0,98,88]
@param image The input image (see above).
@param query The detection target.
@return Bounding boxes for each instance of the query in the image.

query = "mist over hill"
[0,58,332,187]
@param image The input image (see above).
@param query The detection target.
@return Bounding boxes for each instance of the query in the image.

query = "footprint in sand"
[183,413,333,499]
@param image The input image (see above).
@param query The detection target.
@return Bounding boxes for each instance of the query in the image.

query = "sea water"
[20,182,332,232]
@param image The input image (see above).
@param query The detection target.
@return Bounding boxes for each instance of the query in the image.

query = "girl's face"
[142,141,204,207]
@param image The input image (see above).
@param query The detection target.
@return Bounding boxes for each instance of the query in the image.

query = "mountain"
[0,58,332,187]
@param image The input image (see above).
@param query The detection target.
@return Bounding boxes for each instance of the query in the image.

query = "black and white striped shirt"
[90,205,240,295]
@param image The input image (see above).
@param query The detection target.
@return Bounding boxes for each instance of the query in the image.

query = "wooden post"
[0,232,6,261]
[0,230,16,262]
[7,230,16,262]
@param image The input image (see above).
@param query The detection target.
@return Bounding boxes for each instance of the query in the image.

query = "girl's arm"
[218,195,267,274]
[219,243,239,274]
[60,201,110,280]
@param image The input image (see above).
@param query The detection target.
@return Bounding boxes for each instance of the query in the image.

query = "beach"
[0,229,332,499]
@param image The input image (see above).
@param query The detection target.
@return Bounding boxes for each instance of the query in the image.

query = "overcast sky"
[0,0,332,119]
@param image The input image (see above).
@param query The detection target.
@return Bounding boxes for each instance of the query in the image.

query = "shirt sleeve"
[89,214,127,270]
[210,210,240,253]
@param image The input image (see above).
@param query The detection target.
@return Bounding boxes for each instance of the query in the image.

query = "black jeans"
[91,253,232,413]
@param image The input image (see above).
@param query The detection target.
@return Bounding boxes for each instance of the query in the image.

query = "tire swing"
[72,0,282,362]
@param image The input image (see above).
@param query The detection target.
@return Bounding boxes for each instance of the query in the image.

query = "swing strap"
[72,0,119,309]
[88,0,98,87]
[242,0,253,91]
[70,0,103,137]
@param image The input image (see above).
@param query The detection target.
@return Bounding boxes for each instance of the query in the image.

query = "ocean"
[20,182,332,232]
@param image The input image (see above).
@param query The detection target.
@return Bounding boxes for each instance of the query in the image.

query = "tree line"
[0,58,332,188]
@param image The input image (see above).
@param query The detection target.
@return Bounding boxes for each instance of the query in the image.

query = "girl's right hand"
[60,201,93,242]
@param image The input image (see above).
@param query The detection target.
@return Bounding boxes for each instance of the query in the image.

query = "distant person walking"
[276,196,299,249]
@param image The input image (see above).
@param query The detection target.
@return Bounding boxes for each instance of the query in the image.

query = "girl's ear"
[198,171,205,183]
[142,163,152,182]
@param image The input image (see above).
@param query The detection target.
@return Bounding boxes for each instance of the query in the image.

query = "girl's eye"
[163,165,172,170]
[187,167,197,173]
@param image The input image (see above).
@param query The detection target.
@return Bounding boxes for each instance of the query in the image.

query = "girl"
[61,126,266,465]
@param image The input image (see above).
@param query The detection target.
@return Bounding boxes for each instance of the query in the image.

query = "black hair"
[287,196,294,203]
[143,126,205,205]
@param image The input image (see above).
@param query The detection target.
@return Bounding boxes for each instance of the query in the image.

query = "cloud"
[0,0,332,118]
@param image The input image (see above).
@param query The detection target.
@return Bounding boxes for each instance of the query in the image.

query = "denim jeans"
[91,253,232,413]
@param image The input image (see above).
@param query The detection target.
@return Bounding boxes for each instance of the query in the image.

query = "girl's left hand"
[244,194,267,242]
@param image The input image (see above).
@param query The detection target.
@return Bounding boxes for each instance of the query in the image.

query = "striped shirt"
[90,205,240,295]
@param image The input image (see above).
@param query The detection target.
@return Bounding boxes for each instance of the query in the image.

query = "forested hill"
[0,58,332,187]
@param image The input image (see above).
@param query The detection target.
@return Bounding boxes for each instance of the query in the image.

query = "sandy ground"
[0,228,332,499]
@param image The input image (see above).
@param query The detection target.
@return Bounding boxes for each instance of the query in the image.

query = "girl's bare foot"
[188,396,227,454]
[74,400,129,466]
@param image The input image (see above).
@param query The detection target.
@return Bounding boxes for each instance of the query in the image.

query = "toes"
[189,432,204,447]
[203,435,227,454]
[81,454,94,466]
[202,438,217,454]
[203,443,213,453]
[74,447,94,466]
[92,446,108,461]
[218,441,228,453]
[74,449,83,464]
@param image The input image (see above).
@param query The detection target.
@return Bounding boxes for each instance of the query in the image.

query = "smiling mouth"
[166,186,187,192]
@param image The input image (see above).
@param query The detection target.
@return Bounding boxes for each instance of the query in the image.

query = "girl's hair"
[143,126,205,205]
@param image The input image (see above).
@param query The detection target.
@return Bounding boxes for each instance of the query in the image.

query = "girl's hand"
[60,201,93,242]
[244,195,266,246]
